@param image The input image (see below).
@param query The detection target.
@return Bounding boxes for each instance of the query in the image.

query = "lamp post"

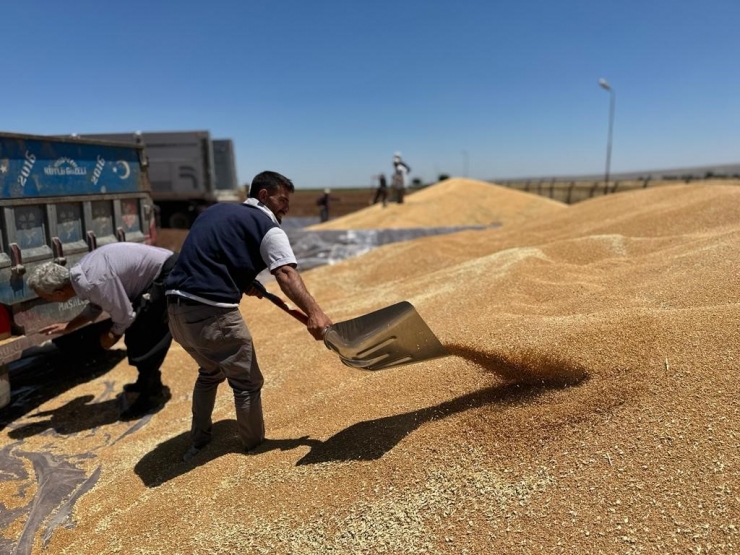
[598,78,615,189]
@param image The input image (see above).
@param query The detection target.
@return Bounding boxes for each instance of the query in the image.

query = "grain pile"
[2,182,739,554]
[307,177,566,229]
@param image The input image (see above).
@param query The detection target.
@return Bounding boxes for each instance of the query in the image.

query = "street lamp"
[598,78,616,189]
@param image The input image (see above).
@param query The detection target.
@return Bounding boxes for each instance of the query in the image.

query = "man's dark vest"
[165,203,278,303]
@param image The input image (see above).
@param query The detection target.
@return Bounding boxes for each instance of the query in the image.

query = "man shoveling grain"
[165,171,333,461]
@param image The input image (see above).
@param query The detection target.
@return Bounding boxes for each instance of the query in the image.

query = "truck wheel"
[168,212,191,229]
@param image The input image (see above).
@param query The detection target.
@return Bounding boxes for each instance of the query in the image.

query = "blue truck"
[0,132,157,408]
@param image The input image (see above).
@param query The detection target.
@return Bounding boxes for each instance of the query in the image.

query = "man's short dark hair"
[248,171,295,198]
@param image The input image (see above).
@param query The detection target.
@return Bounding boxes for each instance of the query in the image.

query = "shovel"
[251,280,448,371]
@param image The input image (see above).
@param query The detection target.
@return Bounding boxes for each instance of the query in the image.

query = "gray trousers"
[167,301,265,450]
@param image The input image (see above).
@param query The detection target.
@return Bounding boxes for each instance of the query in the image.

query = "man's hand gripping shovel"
[251,280,448,371]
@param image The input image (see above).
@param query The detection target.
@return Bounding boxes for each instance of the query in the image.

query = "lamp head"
[598,78,611,91]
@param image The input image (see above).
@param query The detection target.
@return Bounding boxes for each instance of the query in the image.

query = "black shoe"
[120,386,171,421]
[123,380,164,394]
[182,443,208,462]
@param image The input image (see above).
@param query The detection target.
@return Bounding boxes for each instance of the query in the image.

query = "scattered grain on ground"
[2,182,738,554]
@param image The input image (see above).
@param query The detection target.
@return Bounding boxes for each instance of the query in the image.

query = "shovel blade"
[323,301,448,370]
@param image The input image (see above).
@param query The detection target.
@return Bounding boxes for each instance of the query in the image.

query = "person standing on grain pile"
[165,170,333,461]
[27,242,178,420]
[316,188,333,222]
[373,173,389,206]
[392,152,411,203]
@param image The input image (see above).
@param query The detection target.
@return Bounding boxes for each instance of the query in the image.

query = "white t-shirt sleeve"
[260,227,297,271]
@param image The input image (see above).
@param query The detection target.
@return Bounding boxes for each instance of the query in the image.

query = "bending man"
[27,242,178,420]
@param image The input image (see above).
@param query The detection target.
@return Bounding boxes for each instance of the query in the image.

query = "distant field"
[290,178,740,215]
[497,177,740,204]
[288,187,389,217]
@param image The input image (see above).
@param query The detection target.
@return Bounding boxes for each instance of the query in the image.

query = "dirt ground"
[1,178,738,554]
[287,187,381,218]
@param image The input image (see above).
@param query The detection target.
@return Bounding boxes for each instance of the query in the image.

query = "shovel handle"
[251,280,309,325]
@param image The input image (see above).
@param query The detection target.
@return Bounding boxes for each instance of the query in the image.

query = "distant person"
[27,243,178,420]
[165,170,333,461]
[316,188,339,222]
[392,152,411,203]
[373,174,389,207]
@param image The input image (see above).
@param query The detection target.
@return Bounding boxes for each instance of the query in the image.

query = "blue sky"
[4,0,739,188]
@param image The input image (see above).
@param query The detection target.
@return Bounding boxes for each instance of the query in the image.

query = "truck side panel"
[0,135,143,198]
[78,131,215,201]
